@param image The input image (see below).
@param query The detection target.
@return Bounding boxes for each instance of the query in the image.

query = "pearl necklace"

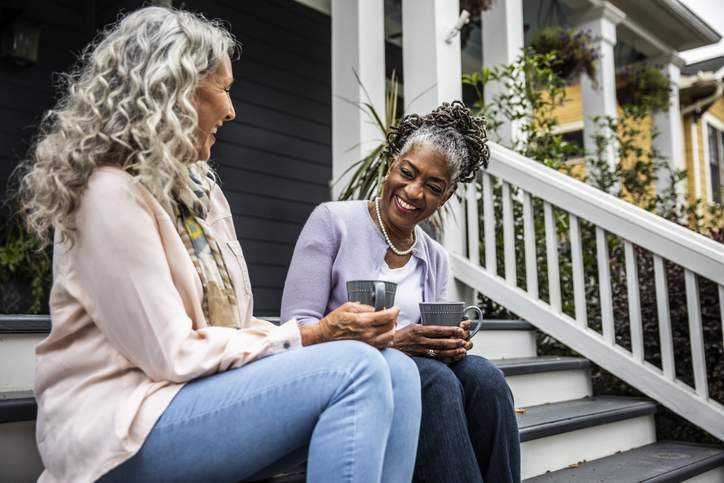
[374,196,417,256]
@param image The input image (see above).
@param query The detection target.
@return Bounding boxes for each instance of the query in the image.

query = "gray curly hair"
[399,125,471,185]
[16,6,238,245]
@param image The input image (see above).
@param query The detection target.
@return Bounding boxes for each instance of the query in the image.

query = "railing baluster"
[466,183,480,266]
[596,227,615,345]
[482,173,496,276]
[720,284,724,349]
[625,241,644,362]
[502,182,516,285]
[569,214,587,327]
[685,269,708,399]
[544,201,561,312]
[654,255,675,380]
[522,191,538,299]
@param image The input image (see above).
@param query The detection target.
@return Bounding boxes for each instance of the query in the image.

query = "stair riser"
[521,414,657,479]
[0,334,43,393]
[469,330,537,359]
[0,421,43,483]
[683,467,724,483]
[507,369,592,408]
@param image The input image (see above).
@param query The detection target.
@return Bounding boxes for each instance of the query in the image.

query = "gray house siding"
[0,0,332,315]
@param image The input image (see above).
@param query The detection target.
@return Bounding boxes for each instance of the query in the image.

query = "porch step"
[524,441,724,483]
[0,391,36,423]
[0,316,49,393]
[519,396,658,479]
[469,319,538,359]
[494,356,592,407]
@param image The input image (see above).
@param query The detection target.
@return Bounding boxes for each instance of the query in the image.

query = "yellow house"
[549,56,724,214]
[680,55,724,207]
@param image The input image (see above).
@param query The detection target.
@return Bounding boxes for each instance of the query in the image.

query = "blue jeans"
[101,341,421,483]
[411,355,520,483]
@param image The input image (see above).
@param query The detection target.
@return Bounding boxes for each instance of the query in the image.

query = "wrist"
[299,324,322,346]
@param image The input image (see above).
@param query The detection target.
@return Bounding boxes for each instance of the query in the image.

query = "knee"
[457,356,513,405]
[416,358,463,403]
[381,349,421,406]
[332,341,395,415]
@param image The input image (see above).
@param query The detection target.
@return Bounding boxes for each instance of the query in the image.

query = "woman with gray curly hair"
[18,6,422,483]
[282,102,521,483]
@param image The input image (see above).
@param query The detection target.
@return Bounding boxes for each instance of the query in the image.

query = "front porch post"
[652,57,686,200]
[481,0,524,146]
[331,0,386,200]
[573,3,626,172]
[402,0,471,301]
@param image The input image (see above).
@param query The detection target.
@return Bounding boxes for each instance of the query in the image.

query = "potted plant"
[0,203,51,314]
[529,27,598,84]
[459,0,495,48]
[616,63,670,113]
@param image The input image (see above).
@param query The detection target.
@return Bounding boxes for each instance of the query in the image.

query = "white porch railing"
[451,142,724,440]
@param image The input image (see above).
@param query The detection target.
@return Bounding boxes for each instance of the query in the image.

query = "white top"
[379,256,423,328]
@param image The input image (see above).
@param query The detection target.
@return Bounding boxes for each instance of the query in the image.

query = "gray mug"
[346,280,397,311]
[419,302,483,338]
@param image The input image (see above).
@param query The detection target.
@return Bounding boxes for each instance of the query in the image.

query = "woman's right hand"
[393,324,468,363]
[301,302,399,349]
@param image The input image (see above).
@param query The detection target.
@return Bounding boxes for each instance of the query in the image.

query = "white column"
[481,0,524,146]
[402,0,461,114]
[402,0,471,302]
[331,0,385,199]
[573,3,625,171]
[653,58,686,200]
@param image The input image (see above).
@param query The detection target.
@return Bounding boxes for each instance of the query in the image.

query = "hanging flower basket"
[616,64,670,113]
[529,27,598,83]
[459,0,495,49]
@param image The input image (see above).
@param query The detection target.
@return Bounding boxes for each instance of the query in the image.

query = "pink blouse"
[34,167,301,483]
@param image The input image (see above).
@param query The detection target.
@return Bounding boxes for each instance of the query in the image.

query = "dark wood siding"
[0,0,332,316]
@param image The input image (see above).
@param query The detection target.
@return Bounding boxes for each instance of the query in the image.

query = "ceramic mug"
[418,302,483,338]
[346,280,397,311]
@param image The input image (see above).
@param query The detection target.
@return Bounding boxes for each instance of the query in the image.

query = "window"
[706,124,724,204]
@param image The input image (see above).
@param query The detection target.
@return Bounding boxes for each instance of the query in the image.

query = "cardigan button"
[283,342,290,349]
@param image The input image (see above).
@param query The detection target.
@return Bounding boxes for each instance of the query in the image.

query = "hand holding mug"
[316,302,398,349]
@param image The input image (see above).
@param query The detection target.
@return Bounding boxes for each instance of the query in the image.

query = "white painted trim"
[521,415,656,479]
[506,369,592,408]
[551,120,584,135]
[692,119,703,199]
[483,143,724,284]
[0,333,44,392]
[451,254,724,440]
[468,330,537,359]
[702,113,724,205]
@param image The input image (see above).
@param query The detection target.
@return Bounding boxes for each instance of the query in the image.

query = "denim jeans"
[411,355,520,483]
[101,341,422,483]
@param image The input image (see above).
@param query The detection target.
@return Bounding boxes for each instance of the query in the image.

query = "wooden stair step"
[524,440,724,483]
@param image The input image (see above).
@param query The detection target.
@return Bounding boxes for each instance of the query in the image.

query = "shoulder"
[83,167,149,210]
[308,200,368,228]
[316,200,368,219]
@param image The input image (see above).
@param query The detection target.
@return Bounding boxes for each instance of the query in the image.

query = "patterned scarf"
[171,167,240,329]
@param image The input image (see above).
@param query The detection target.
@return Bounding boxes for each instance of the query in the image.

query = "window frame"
[702,113,724,205]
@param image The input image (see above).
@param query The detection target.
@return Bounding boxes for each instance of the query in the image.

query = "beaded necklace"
[374,196,417,256]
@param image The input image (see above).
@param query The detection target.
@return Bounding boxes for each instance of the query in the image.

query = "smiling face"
[380,142,455,232]
[194,54,235,161]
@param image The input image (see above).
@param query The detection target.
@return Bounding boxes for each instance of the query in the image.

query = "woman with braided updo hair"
[283,101,521,482]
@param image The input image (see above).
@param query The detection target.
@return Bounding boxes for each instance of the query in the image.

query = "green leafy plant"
[616,63,671,115]
[336,71,400,201]
[0,203,51,314]
[529,27,598,84]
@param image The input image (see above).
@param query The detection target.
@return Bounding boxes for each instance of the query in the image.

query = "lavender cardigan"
[281,200,449,325]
